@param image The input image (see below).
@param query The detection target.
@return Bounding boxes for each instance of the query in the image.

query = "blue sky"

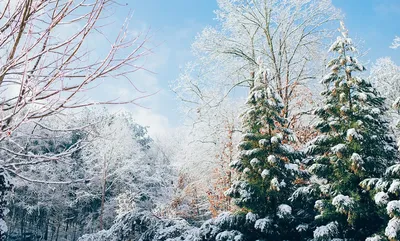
[104,0,400,135]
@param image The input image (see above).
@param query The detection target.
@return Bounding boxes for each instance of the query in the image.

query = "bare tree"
[0,0,152,237]
[174,0,341,123]
[370,57,400,106]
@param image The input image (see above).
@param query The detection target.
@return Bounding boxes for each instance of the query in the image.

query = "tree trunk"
[100,159,108,230]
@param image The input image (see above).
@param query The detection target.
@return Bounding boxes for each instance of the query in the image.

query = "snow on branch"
[390,36,400,49]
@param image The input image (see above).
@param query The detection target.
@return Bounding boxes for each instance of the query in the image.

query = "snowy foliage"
[370,57,400,110]
[394,97,400,110]
[346,128,363,141]
[277,204,292,219]
[330,144,347,155]
[5,110,177,240]
[254,218,273,233]
[78,211,192,241]
[314,200,325,212]
[385,218,400,240]
[387,201,400,217]
[215,230,244,241]
[313,222,339,241]
[365,235,386,241]
[245,212,258,223]
[388,180,400,195]
[374,192,390,206]
[289,186,317,202]
[332,194,354,213]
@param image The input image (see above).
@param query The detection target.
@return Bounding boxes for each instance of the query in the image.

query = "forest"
[0,0,400,241]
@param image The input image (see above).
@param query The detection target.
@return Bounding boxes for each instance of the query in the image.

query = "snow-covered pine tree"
[357,98,400,241]
[223,65,305,240]
[395,97,400,151]
[307,22,399,240]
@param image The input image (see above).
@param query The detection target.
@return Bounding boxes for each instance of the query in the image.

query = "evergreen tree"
[357,97,400,241]
[223,65,305,240]
[395,97,400,151]
[306,22,399,240]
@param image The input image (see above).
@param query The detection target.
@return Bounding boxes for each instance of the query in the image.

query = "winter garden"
[0,0,400,241]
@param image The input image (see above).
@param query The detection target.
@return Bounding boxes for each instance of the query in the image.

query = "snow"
[79,210,192,241]
[350,153,364,170]
[277,204,292,219]
[358,93,368,101]
[321,72,336,84]
[253,90,265,101]
[268,155,277,165]
[385,218,400,240]
[250,158,260,168]
[240,148,262,158]
[347,128,363,141]
[289,186,315,202]
[350,153,362,162]
[296,224,308,232]
[323,104,333,111]
[245,212,258,224]
[254,218,272,233]
[387,200,400,217]
[360,178,384,191]
[365,236,385,241]
[332,194,354,213]
[388,180,400,194]
[270,177,285,191]
[364,115,374,122]
[229,159,243,169]
[330,64,340,72]
[243,168,251,175]
[370,108,381,115]
[258,139,268,147]
[329,120,339,127]
[271,136,279,144]
[386,164,400,177]
[340,105,349,113]
[261,169,269,179]
[328,37,342,52]
[309,163,327,175]
[285,163,299,172]
[0,219,7,236]
[375,179,391,191]
[314,200,324,211]
[374,192,389,206]
[319,184,331,195]
[393,97,400,109]
[331,144,347,154]
[312,135,330,145]
[215,230,244,241]
[313,221,339,240]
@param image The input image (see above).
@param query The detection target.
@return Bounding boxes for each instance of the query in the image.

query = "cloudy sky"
[95,0,400,136]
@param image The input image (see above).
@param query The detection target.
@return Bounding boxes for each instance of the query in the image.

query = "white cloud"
[109,104,170,138]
